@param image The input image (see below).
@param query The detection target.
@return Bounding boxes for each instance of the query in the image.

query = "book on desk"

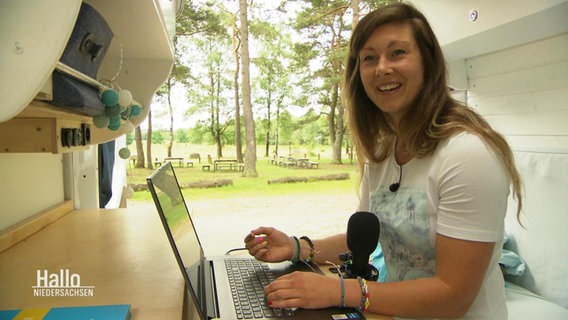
[0,304,131,320]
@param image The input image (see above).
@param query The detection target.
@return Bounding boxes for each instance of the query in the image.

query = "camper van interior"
[0,0,567,319]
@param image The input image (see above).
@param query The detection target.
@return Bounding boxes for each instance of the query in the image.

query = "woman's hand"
[244,227,293,263]
[264,271,340,309]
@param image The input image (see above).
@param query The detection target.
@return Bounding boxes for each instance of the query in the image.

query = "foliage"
[151,131,166,144]
[126,133,134,145]
[174,129,189,143]
[140,1,398,169]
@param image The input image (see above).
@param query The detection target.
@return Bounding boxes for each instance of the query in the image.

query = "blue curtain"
[98,140,115,208]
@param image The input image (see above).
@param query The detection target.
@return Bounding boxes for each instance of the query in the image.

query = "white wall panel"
[466,33,568,79]
[505,136,568,153]
[0,154,65,231]
[466,33,568,153]
[469,61,568,97]
[484,111,568,136]
[469,88,565,115]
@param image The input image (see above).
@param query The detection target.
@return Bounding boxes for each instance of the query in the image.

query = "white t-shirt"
[358,132,509,319]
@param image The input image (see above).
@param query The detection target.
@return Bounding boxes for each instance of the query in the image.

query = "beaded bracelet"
[356,276,370,312]
[299,236,315,263]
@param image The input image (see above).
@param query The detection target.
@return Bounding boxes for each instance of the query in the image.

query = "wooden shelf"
[0,100,143,153]
[0,101,91,153]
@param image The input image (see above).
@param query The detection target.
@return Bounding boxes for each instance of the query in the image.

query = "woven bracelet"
[290,236,301,263]
[356,277,370,312]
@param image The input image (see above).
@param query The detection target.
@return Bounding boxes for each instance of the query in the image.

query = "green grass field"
[127,143,361,201]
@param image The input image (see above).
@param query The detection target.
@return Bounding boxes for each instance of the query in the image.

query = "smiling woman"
[358,22,424,128]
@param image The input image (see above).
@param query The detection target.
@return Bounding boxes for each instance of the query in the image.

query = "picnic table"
[296,158,309,167]
[163,157,184,167]
[275,156,318,169]
[213,159,243,172]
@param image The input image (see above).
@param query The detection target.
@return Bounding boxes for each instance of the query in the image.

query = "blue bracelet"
[339,276,345,308]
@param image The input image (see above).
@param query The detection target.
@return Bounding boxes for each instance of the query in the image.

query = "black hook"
[80,33,104,62]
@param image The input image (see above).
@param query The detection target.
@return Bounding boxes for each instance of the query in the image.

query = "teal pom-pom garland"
[130,104,141,116]
[107,115,122,131]
[105,104,121,117]
[117,89,133,107]
[118,147,131,159]
[93,86,142,132]
[101,89,119,107]
[93,114,110,128]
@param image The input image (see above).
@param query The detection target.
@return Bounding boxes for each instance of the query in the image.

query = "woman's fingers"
[264,272,336,310]
[244,227,293,262]
[265,277,298,308]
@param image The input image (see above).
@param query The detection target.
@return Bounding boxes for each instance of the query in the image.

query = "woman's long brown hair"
[343,3,523,219]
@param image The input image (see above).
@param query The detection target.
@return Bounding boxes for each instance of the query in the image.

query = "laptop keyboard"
[225,259,294,319]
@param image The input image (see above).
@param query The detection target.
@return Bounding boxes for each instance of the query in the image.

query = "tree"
[151,131,166,144]
[174,129,189,143]
[153,78,176,158]
[251,20,293,158]
[146,110,154,170]
[239,0,258,177]
[164,3,226,158]
[291,1,351,164]
[231,13,244,163]
[186,34,233,158]
[277,110,295,147]
[135,0,395,169]
[289,0,394,164]
[209,40,233,158]
[134,126,145,168]
[134,2,226,165]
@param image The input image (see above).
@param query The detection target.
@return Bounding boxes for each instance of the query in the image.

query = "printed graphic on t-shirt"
[370,186,436,281]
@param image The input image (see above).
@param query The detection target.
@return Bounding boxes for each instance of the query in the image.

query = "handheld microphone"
[342,211,380,281]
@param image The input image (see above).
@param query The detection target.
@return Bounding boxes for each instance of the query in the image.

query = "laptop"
[147,162,364,320]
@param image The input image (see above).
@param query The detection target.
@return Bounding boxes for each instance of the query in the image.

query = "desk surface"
[0,208,186,319]
[0,206,390,320]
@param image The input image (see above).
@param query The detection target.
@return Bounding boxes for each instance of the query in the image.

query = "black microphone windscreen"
[347,211,380,255]
[389,182,400,192]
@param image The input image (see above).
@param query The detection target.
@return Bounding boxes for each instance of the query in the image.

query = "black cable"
[225,247,248,255]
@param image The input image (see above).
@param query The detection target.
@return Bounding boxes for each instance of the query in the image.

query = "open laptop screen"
[147,162,206,315]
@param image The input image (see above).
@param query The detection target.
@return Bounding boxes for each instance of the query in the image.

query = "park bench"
[306,161,319,168]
